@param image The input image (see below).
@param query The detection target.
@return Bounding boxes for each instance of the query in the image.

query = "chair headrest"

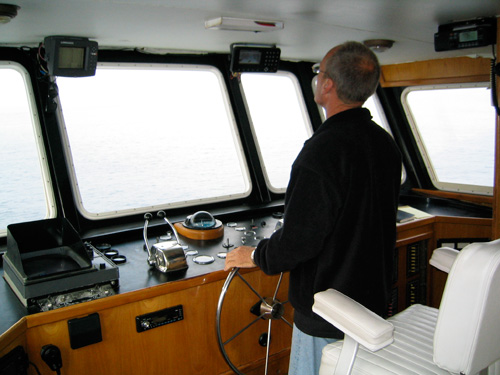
[429,247,459,273]
[434,239,500,374]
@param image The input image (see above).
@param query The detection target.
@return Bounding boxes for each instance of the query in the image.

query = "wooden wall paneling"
[25,270,229,329]
[430,216,493,308]
[433,216,493,240]
[222,349,291,375]
[380,56,491,87]
[24,270,292,375]
[0,318,27,362]
[396,218,434,247]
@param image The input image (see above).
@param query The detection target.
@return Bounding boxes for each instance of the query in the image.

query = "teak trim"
[380,56,491,87]
[412,188,493,207]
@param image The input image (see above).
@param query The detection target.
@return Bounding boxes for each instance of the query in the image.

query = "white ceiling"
[0,0,499,65]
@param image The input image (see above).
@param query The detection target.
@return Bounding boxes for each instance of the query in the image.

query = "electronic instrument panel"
[84,211,285,295]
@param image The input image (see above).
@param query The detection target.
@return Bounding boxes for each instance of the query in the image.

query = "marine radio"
[434,17,497,52]
[230,43,281,73]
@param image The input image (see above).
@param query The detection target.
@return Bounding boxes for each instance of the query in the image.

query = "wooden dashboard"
[0,207,493,375]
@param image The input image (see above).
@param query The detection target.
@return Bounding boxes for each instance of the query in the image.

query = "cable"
[29,361,41,375]
[37,42,49,75]
[40,344,62,374]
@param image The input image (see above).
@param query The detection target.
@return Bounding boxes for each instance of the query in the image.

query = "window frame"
[401,82,494,196]
[57,62,252,220]
[0,61,56,236]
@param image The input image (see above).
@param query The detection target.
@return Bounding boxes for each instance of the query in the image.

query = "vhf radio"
[230,43,281,73]
[434,17,497,52]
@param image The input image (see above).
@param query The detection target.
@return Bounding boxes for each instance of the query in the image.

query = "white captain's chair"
[313,239,500,375]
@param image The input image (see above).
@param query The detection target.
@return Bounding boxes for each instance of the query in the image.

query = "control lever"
[143,213,155,266]
[157,210,182,244]
[41,344,62,374]
[142,211,188,273]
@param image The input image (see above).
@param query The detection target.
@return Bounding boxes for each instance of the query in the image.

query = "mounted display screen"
[58,47,85,69]
[44,36,98,77]
[230,44,280,73]
[434,17,497,52]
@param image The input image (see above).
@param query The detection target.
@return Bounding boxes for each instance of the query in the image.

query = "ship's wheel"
[216,268,293,375]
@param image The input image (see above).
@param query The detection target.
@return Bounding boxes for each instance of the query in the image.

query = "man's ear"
[322,76,334,93]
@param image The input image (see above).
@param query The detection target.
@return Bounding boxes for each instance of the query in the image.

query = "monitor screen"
[58,46,85,69]
[44,36,98,77]
[459,30,478,43]
[239,50,262,65]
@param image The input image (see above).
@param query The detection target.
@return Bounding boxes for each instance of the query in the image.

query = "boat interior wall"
[1,0,499,65]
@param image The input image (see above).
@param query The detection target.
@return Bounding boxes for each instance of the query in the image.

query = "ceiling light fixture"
[0,3,19,24]
[205,17,284,32]
[363,39,394,53]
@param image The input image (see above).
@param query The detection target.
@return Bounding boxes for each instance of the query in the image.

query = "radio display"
[239,50,262,65]
[58,47,85,69]
[459,30,478,43]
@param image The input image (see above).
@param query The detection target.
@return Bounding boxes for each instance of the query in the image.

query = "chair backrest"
[434,239,500,374]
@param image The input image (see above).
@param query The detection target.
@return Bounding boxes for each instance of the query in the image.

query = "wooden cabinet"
[393,217,434,314]
[2,270,292,375]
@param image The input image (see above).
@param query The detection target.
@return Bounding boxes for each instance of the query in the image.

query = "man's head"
[314,41,380,111]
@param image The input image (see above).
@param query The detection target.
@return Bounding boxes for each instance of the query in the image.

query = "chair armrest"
[429,247,459,273]
[313,289,394,352]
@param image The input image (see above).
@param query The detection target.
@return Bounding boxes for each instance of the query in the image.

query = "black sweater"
[254,108,402,338]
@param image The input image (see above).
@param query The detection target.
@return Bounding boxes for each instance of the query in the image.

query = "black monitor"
[44,36,98,77]
[230,44,280,73]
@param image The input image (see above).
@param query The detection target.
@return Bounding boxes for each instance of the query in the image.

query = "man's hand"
[224,246,257,271]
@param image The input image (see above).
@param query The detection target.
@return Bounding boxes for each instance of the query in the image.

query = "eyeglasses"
[312,63,327,76]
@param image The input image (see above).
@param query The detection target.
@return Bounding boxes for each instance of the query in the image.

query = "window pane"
[364,96,389,133]
[57,64,250,218]
[403,84,495,194]
[0,64,55,234]
[241,72,313,191]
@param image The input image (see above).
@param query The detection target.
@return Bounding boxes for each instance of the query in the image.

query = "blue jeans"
[288,324,337,375]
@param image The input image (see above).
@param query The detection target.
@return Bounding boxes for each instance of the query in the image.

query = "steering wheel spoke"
[216,268,293,375]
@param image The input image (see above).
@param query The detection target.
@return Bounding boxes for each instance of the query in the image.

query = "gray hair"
[325,41,381,104]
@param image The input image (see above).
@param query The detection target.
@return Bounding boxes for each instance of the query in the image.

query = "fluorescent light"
[205,17,284,32]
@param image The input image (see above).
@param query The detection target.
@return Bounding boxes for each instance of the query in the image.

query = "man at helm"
[225,41,402,374]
